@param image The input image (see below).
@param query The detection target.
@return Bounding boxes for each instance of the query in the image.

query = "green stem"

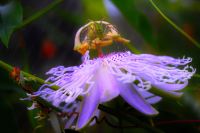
[0,60,59,90]
[15,0,64,30]
[148,0,200,48]
[194,74,200,78]
[0,59,44,84]
[0,59,62,110]
[126,43,141,54]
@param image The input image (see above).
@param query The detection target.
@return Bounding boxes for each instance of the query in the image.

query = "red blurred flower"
[41,39,57,59]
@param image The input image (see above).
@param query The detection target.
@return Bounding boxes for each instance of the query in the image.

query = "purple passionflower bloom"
[35,51,195,129]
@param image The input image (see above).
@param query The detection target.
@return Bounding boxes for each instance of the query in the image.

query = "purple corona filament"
[35,51,195,129]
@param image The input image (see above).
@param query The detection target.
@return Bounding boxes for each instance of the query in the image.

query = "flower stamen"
[74,21,130,55]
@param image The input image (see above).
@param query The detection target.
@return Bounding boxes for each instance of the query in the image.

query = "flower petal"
[135,86,162,104]
[146,96,162,104]
[65,114,77,129]
[119,84,158,115]
[137,72,189,91]
[89,109,100,126]
[152,88,183,98]
[153,81,188,91]
[138,90,154,98]
[96,62,120,102]
[138,73,187,96]
[76,85,100,129]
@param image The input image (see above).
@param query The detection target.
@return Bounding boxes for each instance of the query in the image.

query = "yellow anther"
[75,42,89,55]
[113,36,130,44]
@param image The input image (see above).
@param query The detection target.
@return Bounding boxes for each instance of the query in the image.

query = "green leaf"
[111,0,156,47]
[0,1,23,47]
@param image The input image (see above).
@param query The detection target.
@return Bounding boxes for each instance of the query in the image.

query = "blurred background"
[0,0,200,132]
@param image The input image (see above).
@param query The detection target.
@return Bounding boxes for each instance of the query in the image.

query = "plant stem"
[0,60,58,90]
[194,74,200,78]
[0,59,43,83]
[15,0,64,30]
[126,43,141,54]
[148,0,200,48]
[0,59,62,111]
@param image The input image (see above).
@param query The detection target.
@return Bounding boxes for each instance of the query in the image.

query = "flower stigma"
[74,21,130,56]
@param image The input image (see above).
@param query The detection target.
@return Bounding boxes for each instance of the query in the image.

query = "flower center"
[74,21,130,56]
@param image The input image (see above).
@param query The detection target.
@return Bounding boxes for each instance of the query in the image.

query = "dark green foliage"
[0,1,22,47]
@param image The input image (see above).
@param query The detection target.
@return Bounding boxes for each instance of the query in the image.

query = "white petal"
[96,61,120,103]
